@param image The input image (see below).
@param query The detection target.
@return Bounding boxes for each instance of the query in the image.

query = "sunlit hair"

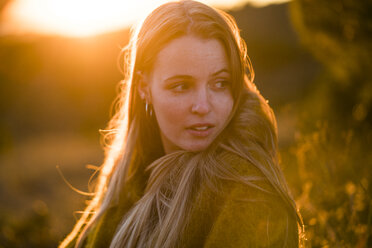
[60,1,303,247]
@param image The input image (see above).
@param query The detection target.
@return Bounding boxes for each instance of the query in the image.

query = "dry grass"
[0,133,102,247]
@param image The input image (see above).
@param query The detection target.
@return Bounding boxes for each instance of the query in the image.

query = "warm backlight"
[1,0,156,37]
[0,0,290,37]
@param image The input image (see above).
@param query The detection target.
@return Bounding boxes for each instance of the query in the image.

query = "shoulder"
[203,151,299,247]
[217,151,275,194]
[216,150,284,208]
[218,150,264,176]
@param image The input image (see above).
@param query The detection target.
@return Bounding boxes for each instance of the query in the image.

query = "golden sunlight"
[0,0,290,37]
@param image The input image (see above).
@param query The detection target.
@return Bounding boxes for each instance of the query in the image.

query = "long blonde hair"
[60,1,303,247]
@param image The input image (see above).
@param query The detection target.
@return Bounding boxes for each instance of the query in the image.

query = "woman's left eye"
[210,80,230,90]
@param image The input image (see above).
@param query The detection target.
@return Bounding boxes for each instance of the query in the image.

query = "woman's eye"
[170,83,189,92]
[211,80,230,90]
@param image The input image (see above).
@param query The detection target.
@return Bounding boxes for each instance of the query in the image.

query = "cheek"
[214,93,234,119]
[151,93,187,131]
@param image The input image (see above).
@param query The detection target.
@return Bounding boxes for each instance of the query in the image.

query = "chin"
[182,141,211,152]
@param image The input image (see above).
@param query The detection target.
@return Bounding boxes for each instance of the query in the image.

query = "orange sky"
[0,0,290,37]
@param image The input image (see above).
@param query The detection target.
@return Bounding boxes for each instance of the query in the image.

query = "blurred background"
[0,0,371,247]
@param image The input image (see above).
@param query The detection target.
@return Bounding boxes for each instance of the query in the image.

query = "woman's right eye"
[169,82,189,92]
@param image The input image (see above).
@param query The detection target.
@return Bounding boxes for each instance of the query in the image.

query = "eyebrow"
[164,75,193,82]
[164,69,230,82]
[212,68,230,76]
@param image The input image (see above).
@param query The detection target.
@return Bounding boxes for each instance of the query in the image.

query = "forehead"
[150,35,230,80]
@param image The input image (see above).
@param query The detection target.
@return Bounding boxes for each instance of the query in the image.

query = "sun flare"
[0,0,290,37]
[1,0,156,37]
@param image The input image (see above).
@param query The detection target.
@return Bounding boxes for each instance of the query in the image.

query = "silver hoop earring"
[145,102,153,117]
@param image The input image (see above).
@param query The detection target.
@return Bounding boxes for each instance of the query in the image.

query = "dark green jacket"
[72,152,299,247]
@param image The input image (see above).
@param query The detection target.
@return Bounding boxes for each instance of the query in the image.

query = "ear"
[137,71,151,103]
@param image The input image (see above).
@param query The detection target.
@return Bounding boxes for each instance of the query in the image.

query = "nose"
[191,87,211,115]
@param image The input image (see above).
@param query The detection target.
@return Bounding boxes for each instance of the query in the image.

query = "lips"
[187,123,214,130]
[186,123,215,137]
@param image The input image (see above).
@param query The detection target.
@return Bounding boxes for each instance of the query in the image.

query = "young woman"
[60,0,304,247]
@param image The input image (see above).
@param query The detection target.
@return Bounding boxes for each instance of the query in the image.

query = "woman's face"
[141,35,234,154]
